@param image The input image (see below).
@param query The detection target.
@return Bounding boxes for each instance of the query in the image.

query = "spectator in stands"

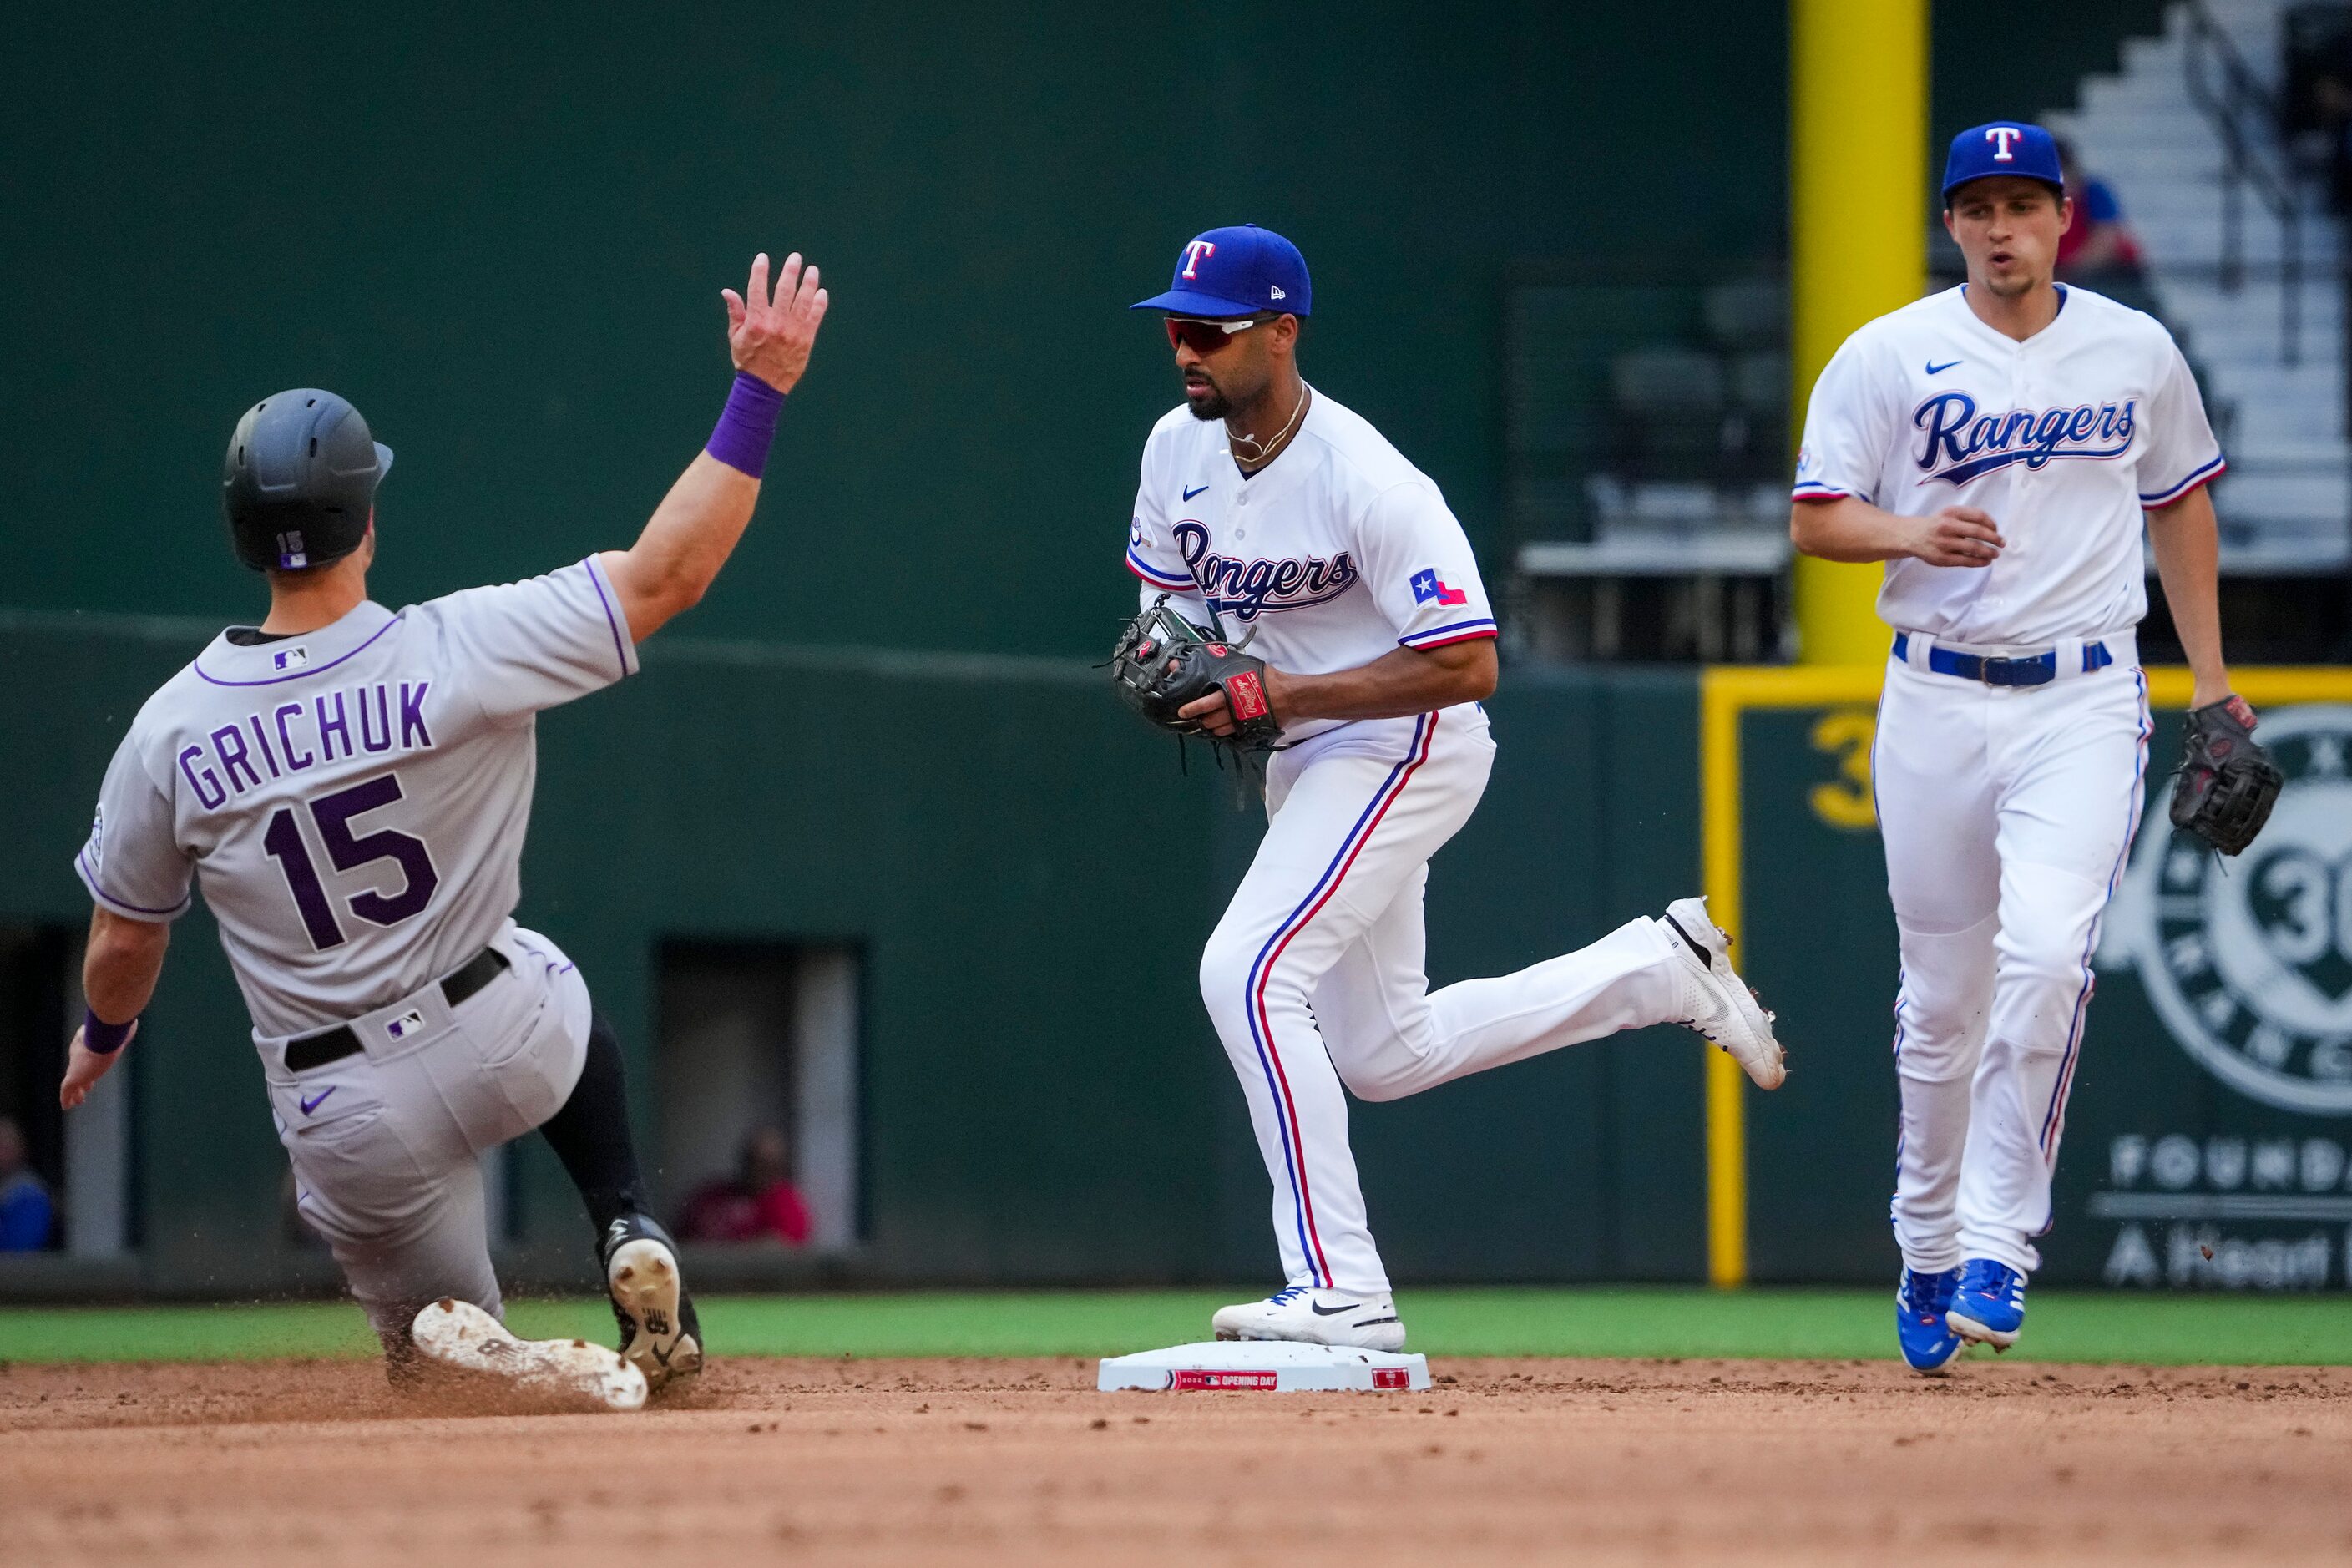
[2054,138,2150,301]
[0,1117,54,1251]
[675,1125,811,1246]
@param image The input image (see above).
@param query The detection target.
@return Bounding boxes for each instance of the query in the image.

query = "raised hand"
[721,251,830,394]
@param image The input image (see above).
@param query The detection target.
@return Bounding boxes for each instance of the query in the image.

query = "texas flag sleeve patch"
[1398,564,1496,650]
[1410,568,1468,607]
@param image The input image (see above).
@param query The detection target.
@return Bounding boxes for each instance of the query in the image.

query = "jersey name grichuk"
[1914,392,2137,486]
[178,682,436,810]
[77,556,637,1036]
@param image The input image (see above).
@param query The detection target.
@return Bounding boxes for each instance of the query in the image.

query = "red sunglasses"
[1165,315,1266,354]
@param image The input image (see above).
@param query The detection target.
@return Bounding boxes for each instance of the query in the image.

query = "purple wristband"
[83,1009,136,1055]
[706,371,787,478]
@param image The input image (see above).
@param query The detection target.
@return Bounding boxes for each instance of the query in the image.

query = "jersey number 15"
[261,775,439,950]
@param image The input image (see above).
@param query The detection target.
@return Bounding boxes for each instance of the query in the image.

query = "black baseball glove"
[2168,695,2282,856]
[1109,596,1282,753]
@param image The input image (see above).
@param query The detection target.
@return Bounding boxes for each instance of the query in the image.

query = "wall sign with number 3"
[261,774,440,950]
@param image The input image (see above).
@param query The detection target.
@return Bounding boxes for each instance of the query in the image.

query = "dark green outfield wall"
[0,2,2163,656]
[0,614,1702,1292]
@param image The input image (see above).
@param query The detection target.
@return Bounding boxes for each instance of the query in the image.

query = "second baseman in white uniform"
[1792,123,2242,1370]
[1125,225,1786,1350]
[62,250,829,1402]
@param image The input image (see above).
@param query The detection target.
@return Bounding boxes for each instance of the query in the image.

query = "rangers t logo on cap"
[1133,224,1313,319]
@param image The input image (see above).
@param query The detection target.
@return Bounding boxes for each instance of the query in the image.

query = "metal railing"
[2183,0,2304,364]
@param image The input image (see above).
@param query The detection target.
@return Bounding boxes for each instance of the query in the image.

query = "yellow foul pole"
[1790,0,1928,665]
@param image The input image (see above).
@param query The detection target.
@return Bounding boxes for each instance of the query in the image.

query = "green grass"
[0,1287,2344,1367]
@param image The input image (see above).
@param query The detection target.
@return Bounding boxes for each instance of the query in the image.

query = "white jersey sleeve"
[2137,341,2227,508]
[75,726,194,923]
[1793,331,1901,505]
[419,556,640,726]
[1126,458,1207,618]
[1359,481,1497,650]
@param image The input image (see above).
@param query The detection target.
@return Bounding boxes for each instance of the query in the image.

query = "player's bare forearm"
[86,906,168,1020]
[1790,496,2004,569]
[2147,486,2233,706]
[63,907,169,1110]
[1177,640,1495,736]
[1272,640,1497,726]
[603,250,831,643]
[600,456,758,640]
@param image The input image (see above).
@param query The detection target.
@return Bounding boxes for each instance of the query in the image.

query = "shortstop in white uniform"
[1794,281,2224,1277]
[1129,389,1770,1297]
[78,559,635,1336]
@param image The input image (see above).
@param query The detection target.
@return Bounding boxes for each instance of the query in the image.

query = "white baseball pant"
[1875,641,2151,1276]
[1197,706,1692,1294]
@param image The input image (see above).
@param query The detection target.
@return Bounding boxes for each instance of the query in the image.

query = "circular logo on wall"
[2102,704,2352,1115]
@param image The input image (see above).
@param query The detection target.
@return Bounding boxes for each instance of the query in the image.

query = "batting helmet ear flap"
[222,389,390,572]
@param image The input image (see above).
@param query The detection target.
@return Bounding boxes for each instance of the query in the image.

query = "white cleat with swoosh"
[1211,1286,1406,1352]
[1662,895,1787,1090]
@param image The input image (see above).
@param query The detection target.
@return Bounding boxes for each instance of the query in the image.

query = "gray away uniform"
[76,557,638,1334]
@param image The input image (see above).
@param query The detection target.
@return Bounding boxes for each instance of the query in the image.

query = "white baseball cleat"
[1661,896,1786,1090]
[1211,1286,1407,1352]
[409,1297,648,1412]
[603,1216,704,1392]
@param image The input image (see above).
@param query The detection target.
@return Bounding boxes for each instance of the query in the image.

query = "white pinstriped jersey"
[1793,284,2223,646]
[1125,387,1497,747]
[76,558,637,1036]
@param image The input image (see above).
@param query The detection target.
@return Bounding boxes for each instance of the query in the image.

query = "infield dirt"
[2,1354,2345,1565]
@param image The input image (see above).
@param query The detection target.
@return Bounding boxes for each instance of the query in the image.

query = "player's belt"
[283,946,513,1073]
[1892,631,2113,687]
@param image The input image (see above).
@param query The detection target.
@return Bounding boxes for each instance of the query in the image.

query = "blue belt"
[1891,631,2112,687]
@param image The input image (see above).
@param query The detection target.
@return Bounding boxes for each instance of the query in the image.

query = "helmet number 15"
[261,774,440,951]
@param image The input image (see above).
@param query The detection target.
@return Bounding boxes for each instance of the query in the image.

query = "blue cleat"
[1945,1258,2026,1351]
[1894,1267,1964,1374]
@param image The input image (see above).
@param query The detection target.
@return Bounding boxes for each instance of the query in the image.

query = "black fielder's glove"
[1109,596,1282,753]
[2168,695,2283,856]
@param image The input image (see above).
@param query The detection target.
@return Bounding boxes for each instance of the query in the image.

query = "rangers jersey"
[1125,387,1496,746]
[1793,284,2224,646]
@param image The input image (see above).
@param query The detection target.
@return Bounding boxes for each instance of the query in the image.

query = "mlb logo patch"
[384,1009,427,1041]
[271,646,309,672]
[275,529,307,570]
[1410,569,1467,608]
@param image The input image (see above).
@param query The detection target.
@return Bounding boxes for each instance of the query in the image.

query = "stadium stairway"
[2048,0,2352,570]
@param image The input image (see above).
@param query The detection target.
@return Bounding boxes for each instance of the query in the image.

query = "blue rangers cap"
[1131,224,1312,317]
[1942,121,2065,203]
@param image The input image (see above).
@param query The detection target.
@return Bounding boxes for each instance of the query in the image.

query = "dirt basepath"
[3,1356,2346,1565]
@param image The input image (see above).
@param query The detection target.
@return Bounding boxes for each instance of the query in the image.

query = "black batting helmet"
[220,389,393,572]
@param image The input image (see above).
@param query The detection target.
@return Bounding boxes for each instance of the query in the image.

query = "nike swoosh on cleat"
[1662,913,1712,968]
[1308,1302,1363,1316]
[1925,358,1962,375]
[1182,483,1210,501]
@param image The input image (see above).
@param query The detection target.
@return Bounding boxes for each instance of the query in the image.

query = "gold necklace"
[1230,383,1310,470]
